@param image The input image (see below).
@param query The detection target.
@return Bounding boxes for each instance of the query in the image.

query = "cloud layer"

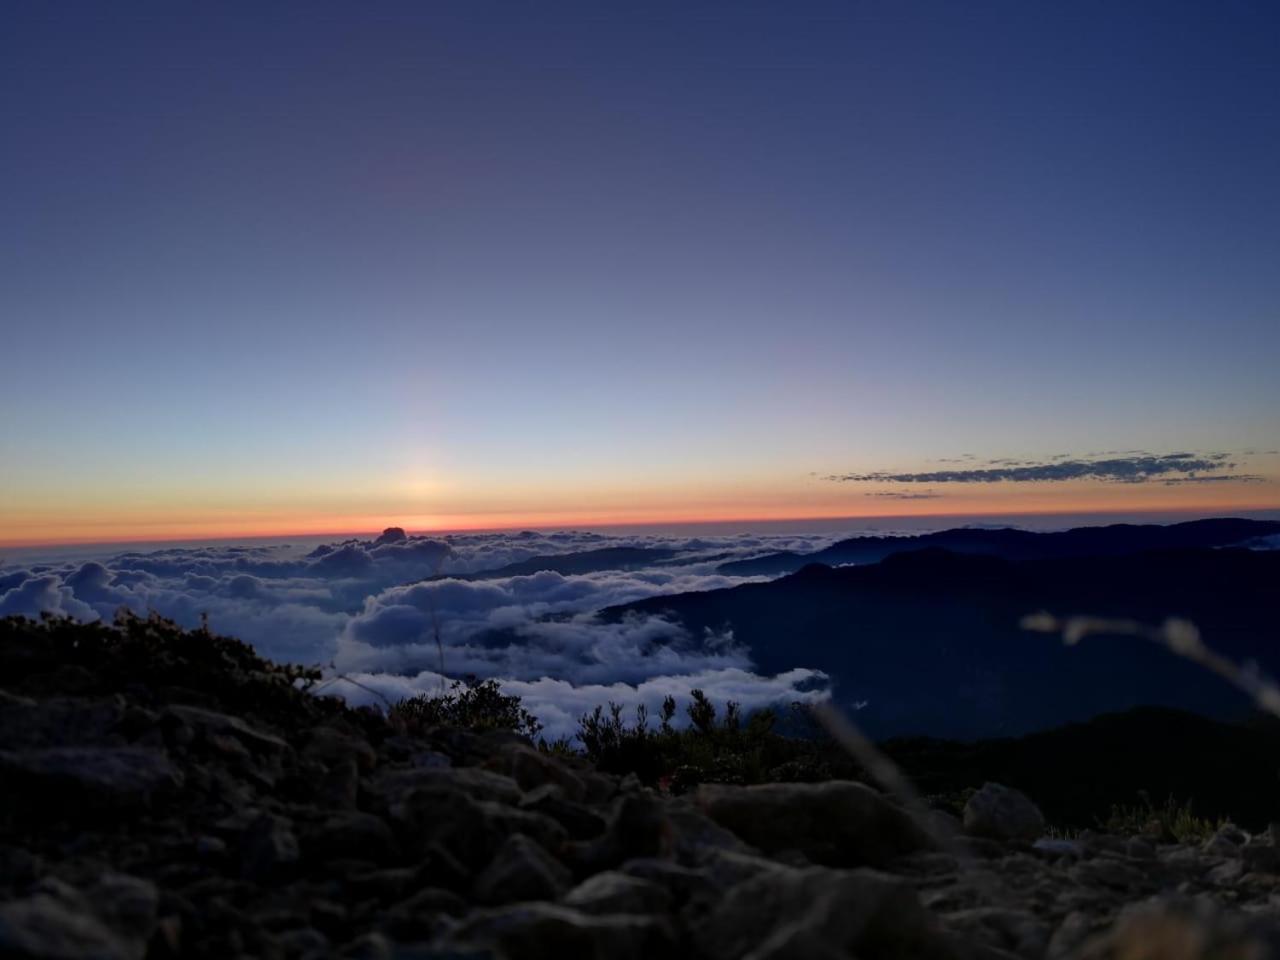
[830,452,1261,486]
[0,527,839,737]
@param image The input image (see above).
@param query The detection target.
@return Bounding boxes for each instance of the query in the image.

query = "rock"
[163,705,290,757]
[941,906,1049,959]
[963,783,1045,843]
[698,865,957,960]
[195,835,228,859]
[698,848,797,893]
[1124,837,1156,861]
[0,746,183,812]
[490,744,587,801]
[0,695,124,748]
[0,893,134,960]
[311,758,360,810]
[473,833,572,904]
[337,931,392,960]
[562,871,672,915]
[1201,824,1245,858]
[1034,838,1085,859]
[617,858,719,907]
[90,873,159,945]
[240,813,300,879]
[375,766,523,806]
[388,782,495,866]
[1206,859,1244,885]
[1046,911,1102,959]
[380,887,468,940]
[519,784,608,841]
[1241,842,1280,874]
[304,727,377,773]
[1069,858,1151,892]
[696,780,933,867]
[665,800,755,863]
[475,801,569,855]
[305,812,396,865]
[443,902,676,959]
[273,926,329,958]
[1069,896,1280,959]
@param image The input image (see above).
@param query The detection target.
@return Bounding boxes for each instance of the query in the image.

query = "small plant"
[574,691,856,792]
[1101,794,1225,843]
[390,678,543,739]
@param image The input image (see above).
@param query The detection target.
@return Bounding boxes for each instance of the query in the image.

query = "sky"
[3,0,1279,546]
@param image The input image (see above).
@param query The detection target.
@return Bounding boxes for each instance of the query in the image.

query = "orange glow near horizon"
[3,485,1277,549]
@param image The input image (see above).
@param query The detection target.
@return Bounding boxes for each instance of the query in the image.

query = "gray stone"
[698,865,957,960]
[304,727,376,772]
[491,744,587,801]
[307,812,396,865]
[240,813,300,878]
[89,873,158,945]
[562,871,672,915]
[0,746,183,810]
[696,780,934,867]
[376,766,523,806]
[473,833,572,905]
[0,893,133,960]
[164,704,290,757]
[0,695,124,748]
[963,783,1045,843]
[443,902,676,959]
[1242,842,1280,874]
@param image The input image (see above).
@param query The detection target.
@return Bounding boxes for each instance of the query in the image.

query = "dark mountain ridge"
[716,516,1280,577]
[608,545,1280,739]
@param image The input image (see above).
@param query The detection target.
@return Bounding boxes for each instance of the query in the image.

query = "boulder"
[696,780,933,867]
[0,893,134,960]
[473,834,572,904]
[490,744,587,801]
[303,727,376,773]
[1070,896,1280,959]
[0,695,124,748]
[0,746,183,812]
[443,902,676,959]
[305,812,396,865]
[698,865,957,960]
[89,873,159,946]
[562,871,672,915]
[374,766,523,806]
[963,783,1045,843]
[519,784,608,841]
[240,813,300,879]
[163,705,289,757]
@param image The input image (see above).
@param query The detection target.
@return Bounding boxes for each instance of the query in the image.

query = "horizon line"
[4,502,1279,552]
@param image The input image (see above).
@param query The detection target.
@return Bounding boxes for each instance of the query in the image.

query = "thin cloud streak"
[830,452,1260,486]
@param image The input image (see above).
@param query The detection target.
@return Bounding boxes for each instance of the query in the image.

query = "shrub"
[390,679,543,739]
[575,690,858,792]
[1102,794,1225,843]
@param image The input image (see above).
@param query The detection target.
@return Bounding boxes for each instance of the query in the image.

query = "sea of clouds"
[0,527,838,737]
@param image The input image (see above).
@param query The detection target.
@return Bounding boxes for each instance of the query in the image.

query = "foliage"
[0,611,347,732]
[390,679,544,740]
[1101,794,1226,843]
[575,689,861,793]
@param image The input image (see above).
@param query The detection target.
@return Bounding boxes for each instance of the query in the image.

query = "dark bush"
[575,689,859,792]
[390,678,543,739]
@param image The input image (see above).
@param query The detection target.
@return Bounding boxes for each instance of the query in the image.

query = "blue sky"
[2,1,1278,543]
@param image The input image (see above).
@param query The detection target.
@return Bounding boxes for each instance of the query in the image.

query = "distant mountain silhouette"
[884,706,1280,828]
[716,517,1280,577]
[608,545,1280,739]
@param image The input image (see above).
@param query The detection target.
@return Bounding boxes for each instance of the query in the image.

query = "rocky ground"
[2,615,1280,959]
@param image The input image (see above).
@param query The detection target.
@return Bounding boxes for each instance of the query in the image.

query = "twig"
[1021,613,1280,719]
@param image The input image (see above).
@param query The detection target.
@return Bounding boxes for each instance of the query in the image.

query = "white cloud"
[0,527,843,731]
